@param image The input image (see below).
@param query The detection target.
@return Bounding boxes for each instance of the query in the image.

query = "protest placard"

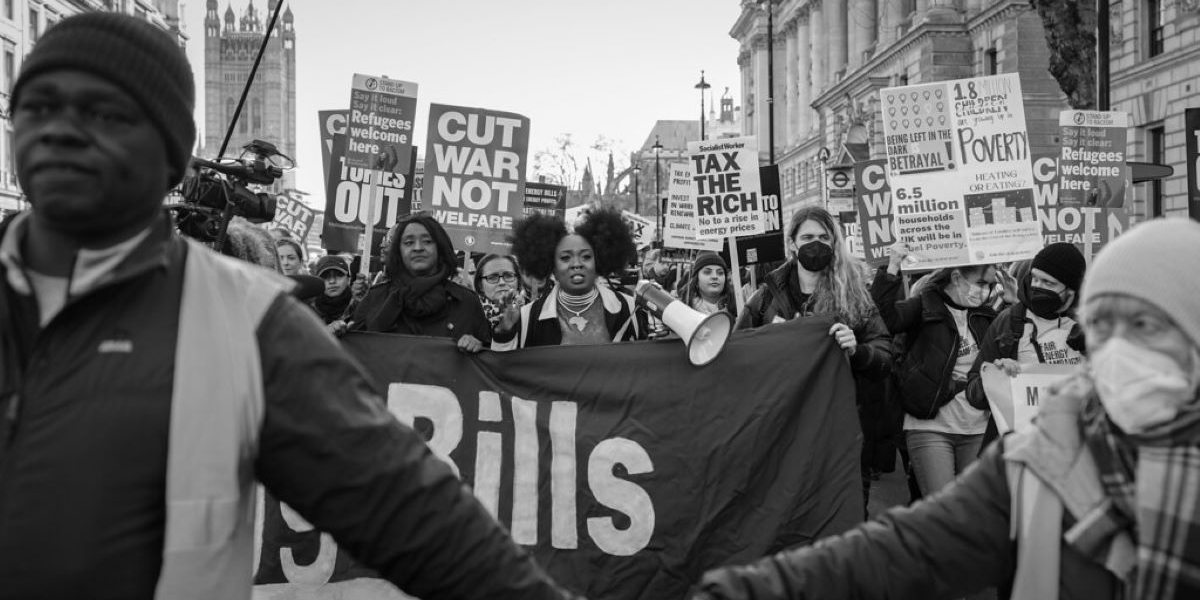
[254,318,861,600]
[720,164,785,266]
[1007,364,1076,433]
[687,136,765,240]
[321,131,414,254]
[1187,108,1200,221]
[663,162,721,252]
[853,159,894,267]
[422,103,530,252]
[270,190,316,241]
[622,210,656,249]
[523,182,566,219]
[1057,110,1129,207]
[1031,153,1128,261]
[318,109,347,179]
[838,210,866,261]
[345,75,417,170]
[880,74,1042,268]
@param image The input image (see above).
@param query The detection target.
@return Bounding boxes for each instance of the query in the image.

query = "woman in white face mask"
[692,218,1200,600]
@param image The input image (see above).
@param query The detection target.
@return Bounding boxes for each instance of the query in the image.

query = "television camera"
[171,139,294,245]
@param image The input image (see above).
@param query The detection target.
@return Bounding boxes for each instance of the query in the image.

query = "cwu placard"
[253,319,863,600]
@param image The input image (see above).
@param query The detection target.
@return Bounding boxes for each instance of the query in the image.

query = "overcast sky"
[182,0,744,204]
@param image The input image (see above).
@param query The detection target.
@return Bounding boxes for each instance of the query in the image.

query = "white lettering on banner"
[550,401,578,549]
[475,391,503,517]
[512,397,539,545]
[279,503,336,584]
[388,383,463,477]
[587,438,655,557]
[386,383,656,555]
[437,111,523,146]
[333,181,404,227]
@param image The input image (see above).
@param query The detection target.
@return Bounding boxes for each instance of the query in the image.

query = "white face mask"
[1090,337,1198,434]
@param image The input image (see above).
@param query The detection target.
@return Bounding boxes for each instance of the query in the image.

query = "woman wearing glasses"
[473,254,527,340]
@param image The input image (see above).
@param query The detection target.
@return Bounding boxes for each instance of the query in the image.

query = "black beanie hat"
[692,252,729,274]
[1031,242,1086,292]
[11,12,196,186]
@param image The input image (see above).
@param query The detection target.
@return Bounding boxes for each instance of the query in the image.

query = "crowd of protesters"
[3,10,1199,600]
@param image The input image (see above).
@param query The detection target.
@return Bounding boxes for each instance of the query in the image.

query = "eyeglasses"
[482,271,518,284]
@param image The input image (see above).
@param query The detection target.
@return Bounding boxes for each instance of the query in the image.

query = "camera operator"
[0,13,580,600]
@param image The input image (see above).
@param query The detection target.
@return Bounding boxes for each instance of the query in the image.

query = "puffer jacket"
[871,268,995,419]
[736,259,892,381]
[693,370,1124,600]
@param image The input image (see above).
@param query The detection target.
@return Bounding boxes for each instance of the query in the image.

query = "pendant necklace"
[558,288,599,332]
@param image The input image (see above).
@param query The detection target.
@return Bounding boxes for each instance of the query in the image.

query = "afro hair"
[509,213,568,280]
[574,206,636,277]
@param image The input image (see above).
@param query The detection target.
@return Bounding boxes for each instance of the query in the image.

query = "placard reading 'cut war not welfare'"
[422,103,530,252]
[686,136,765,240]
[880,73,1042,268]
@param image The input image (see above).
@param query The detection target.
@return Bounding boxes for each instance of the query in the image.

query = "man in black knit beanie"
[0,12,580,600]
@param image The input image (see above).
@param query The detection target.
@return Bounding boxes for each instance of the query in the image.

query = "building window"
[3,46,13,92]
[1148,0,1165,57]
[4,0,11,22]
[28,8,38,42]
[1148,125,1165,216]
[984,47,999,75]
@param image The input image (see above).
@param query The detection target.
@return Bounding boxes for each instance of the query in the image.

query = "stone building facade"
[1109,0,1200,218]
[202,0,294,162]
[0,0,186,215]
[732,0,1200,224]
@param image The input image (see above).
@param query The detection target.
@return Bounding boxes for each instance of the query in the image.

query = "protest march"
[3,4,1200,600]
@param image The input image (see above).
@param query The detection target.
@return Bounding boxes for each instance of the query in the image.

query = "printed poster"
[345,74,418,171]
[422,103,530,252]
[880,73,1042,268]
[686,136,765,240]
[1057,110,1129,208]
[1031,153,1129,261]
[853,159,895,267]
[523,182,567,219]
[663,162,721,252]
[1186,108,1200,220]
[270,190,316,242]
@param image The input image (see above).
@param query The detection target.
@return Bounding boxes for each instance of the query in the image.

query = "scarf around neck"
[1081,393,1200,598]
[394,265,450,319]
[313,286,352,323]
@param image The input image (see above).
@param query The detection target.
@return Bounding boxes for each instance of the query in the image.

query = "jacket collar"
[537,283,624,321]
[0,211,173,299]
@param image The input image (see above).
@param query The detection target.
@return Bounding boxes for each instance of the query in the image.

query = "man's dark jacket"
[0,213,574,600]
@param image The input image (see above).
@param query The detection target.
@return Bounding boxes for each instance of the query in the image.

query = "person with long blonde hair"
[737,207,891,377]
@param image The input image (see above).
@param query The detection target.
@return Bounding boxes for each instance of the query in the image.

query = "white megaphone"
[635,280,732,366]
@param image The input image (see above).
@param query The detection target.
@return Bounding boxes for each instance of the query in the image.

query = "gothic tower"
[203,0,296,164]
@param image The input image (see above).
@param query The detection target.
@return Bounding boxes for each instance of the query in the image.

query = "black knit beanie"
[1031,242,1086,292]
[11,12,196,186]
[692,251,729,274]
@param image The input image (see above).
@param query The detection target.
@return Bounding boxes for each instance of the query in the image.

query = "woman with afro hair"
[492,206,647,349]
[348,213,491,352]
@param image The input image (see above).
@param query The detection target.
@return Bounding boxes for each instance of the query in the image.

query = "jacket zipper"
[927,328,960,420]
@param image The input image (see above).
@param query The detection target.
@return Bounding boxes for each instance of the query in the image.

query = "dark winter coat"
[737,259,893,381]
[0,213,572,599]
[871,268,995,419]
[351,279,491,343]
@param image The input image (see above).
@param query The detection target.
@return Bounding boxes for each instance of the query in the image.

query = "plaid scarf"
[1081,395,1200,599]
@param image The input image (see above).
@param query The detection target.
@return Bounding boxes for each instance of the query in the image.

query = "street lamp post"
[633,165,641,214]
[652,136,663,242]
[695,70,711,141]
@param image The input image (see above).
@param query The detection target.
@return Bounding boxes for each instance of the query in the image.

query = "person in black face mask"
[737,207,891,373]
[966,242,1087,448]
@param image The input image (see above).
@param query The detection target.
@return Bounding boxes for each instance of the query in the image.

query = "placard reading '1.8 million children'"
[880,73,1043,268]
